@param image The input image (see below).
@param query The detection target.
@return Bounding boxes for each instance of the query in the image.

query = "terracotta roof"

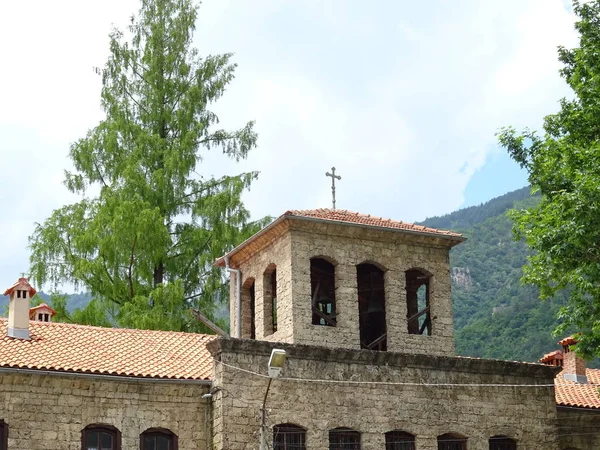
[558,336,578,347]
[0,319,214,381]
[284,209,464,239]
[555,368,600,409]
[29,303,56,319]
[539,350,563,364]
[3,277,36,297]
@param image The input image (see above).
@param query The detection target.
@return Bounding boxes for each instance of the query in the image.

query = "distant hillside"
[420,186,571,362]
[0,291,92,315]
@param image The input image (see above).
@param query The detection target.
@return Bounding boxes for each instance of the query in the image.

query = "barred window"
[273,423,306,450]
[438,433,467,450]
[82,424,121,450]
[385,430,415,450]
[329,427,360,450]
[489,436,516,450]
[140,428,177,450]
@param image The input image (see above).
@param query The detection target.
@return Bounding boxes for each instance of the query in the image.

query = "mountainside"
[421,186,571,362]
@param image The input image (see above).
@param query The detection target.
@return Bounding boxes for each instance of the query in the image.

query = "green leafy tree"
[497,0,600,357]
[29,0,267,331]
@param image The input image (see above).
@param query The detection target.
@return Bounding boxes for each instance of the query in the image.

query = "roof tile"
[284,209,463,239]
[0,319,214,380]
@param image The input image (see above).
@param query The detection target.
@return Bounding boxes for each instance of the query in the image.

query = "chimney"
[3,277,36,340]
[539,350,564,368]
[559,336,588,384]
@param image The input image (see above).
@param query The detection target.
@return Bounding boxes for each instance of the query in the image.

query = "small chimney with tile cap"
[559,336,588,384]
[4,277,36,340]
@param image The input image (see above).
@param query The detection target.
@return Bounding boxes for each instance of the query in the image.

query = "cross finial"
[325,167,341,210]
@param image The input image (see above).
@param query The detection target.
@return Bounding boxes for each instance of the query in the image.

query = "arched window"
[140,428,178,450]
[406,269,432,335]
[273,423,306,450]
[385,430,415,450]
[311,258,336,326]
[242,278,256,339]
[489,435,516,450]
[0,420,8,450]
[437,433,467,450]
[82,424,121,450]
[329,427,360,450]
[264,264,278,335]
[357,263,387,350]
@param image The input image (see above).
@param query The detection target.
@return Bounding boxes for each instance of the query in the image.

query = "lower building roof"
[0,319,214,381]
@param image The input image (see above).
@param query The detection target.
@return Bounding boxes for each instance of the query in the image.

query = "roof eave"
[214,213,465,267]
[286,214,466,245]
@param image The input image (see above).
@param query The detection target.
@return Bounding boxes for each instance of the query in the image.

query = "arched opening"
[329,427,360,450]
[385,430,415,450]
[489,435,517,450]
[438,433,467,450]
[242,277,256,339]
[273,423,306,450]
[357,263,387,350]
[81,424,121,450]
[311,258,336,326]
[140,428,178,450]
[263,264,278,335]
[406,269,432,335]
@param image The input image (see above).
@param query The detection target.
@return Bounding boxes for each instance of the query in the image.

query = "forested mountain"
[421,186,571,362]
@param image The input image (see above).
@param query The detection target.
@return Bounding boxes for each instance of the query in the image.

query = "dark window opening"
[357,263,387,351]
[385,430,415,450]
[329,427,360,450]
[0,420,7,450]
[489,436,516,450]
[263,265,278,335]
[438,433,467,450]
[44,313,49,322]
[273,423,306,450]
[16,291,21,299]
[141,428,177,450]
[82,424,121,450]
[406,269,432,335]
[38,314,43,321]
[311,258,336,326]
[242,278,256,339]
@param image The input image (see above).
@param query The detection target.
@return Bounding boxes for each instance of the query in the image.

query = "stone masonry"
[230,219,457,356]
[0,372,209,450]
[208,338,561,450]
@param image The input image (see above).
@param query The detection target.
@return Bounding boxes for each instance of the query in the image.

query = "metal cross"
[325,167,341,210]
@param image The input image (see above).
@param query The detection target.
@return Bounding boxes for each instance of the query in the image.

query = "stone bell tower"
[215,209,464,356]
[4,277,37,340]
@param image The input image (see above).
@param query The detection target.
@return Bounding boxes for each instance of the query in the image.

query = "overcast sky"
[0,0,579,291]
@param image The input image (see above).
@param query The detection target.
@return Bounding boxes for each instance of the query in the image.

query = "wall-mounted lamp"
[267,349,287,378]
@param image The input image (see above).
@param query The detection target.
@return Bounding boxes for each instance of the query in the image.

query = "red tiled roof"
[29,303,56,319]
[558,336,578,347]
[284,209,464,239]
[0,319,214,381]
[555,368,600,409]
[539,350,563,364]
[3,277,36,297]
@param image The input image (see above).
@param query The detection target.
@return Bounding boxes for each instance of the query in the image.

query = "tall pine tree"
[29,0,266,331]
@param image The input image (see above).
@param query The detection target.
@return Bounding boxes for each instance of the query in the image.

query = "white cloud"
[0,0,581,290]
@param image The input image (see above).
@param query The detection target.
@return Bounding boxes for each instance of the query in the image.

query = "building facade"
[0,209,598,449]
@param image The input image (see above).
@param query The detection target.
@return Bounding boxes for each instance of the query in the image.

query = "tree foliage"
[497,0,600,357]
[29,0,267,331]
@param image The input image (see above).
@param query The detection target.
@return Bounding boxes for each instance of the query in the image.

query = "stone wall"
[0,371,209,450]
[230,232,293,342]
[557,407,600,450]
[288,220,456,355]
[208,338,560,450]
[228,219,457,356]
